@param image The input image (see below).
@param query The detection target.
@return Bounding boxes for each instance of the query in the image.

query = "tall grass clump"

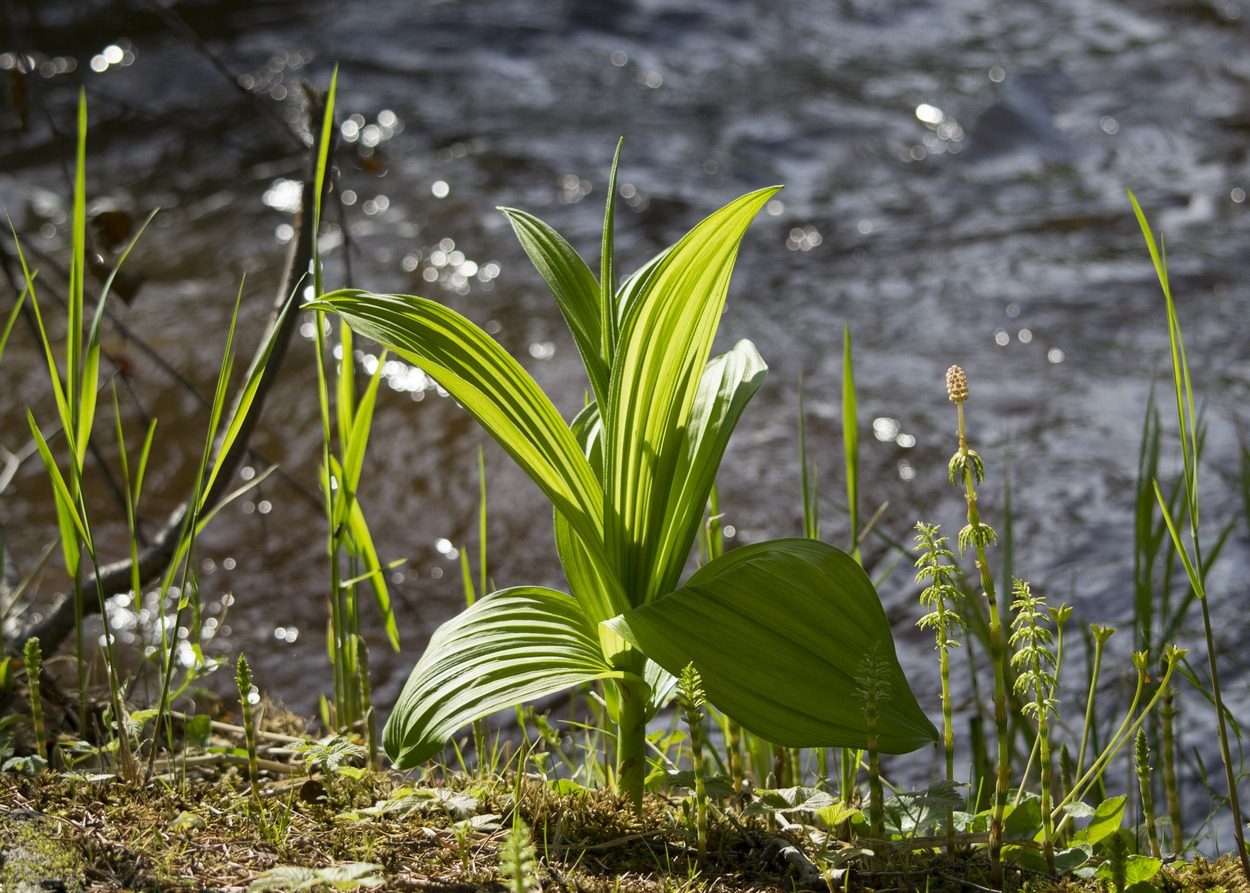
[1129,189,1249,881]
[17,93,142,776]
[306,71,400,733]
[8,92,303,779]
[311,146,936,806]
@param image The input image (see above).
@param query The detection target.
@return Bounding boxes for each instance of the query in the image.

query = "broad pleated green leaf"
[604,187,779,604]
[606,538,938,753]
[310,291,606,566]
[501,208,608,406]
[646,339,767,601]
[555,403,627,631]
[383,587,623,768]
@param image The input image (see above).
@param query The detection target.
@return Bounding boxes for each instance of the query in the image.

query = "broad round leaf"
[606,538,938,754]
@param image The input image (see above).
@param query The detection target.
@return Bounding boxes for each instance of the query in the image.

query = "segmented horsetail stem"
[24,637,47,763]
[236,654,261,805]
[356,634,378,771]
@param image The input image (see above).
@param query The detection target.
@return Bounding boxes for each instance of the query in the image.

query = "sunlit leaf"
[1072,795,1125,846]
[383,587,625,768]
[646,339,767,601]
[501,208,608,405]
[607,538,937,753]
[310,291,607,571]
[604,187,778,604]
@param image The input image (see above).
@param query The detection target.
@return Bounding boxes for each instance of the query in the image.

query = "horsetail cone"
[946,365,969,404]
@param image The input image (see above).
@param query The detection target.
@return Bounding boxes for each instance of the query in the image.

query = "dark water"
[3,0,1249,848]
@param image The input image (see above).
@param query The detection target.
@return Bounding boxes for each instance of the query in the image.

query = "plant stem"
[1160,678,1181,851]
[946,367,1008,887]
[615,668,648,810]
[24,637,46,763]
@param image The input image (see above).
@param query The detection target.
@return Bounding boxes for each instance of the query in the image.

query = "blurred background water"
[2,0,1249,849]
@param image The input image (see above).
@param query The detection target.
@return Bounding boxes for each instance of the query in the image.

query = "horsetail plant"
[944,364,1009,884]
[854,643,892,845]
[913,522,967,851]
[1135,727,1162,859]
[236,653,261,808]
[678,662,709,863]
[499,819,539,893]
[1053,644,1186,834]
[311,149,936,807]
[23,637,46,764]
[1008,579,1060,875]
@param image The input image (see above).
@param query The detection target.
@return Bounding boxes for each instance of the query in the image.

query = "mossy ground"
[1,721,1246,893]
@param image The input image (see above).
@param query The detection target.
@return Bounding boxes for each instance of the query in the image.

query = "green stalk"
[236,653,260,808]
[1008,580,1059,875]
[1159,679,1181,851]
[945,365,1008,885]
[1135,728,1162,859]
[679,663,708,864]
[1131,189,1249,879]
[23,637,46,763]
[1076,625,1115,782]
[1054,646,1184,830]
[357,634,378,771]
[914,522,967,853]
[842,324,860,565]
[615,661,649,810]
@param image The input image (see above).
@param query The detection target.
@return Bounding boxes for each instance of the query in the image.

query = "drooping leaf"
[311,291,606,568]
[603,187,779,605]
[606,538,937,753]
[383,587,624,768]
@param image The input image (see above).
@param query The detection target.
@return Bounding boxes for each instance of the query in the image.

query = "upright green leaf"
[500,208,608,405]
[842,323,861,564]
[646,339,768,601]
[600,140,623,366]
[606,538,937,753]
[604,187,779,604]
[383,587,624,768]
[555,403,627,630]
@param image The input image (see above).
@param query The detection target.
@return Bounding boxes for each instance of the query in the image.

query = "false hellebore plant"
[310,150,937,806]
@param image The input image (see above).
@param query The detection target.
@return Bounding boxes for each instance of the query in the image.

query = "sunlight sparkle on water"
[787,226,822,252]
[89,41,135,73]
[910,103,964,160]
[873,417,900,442]
[263,178,302,214]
